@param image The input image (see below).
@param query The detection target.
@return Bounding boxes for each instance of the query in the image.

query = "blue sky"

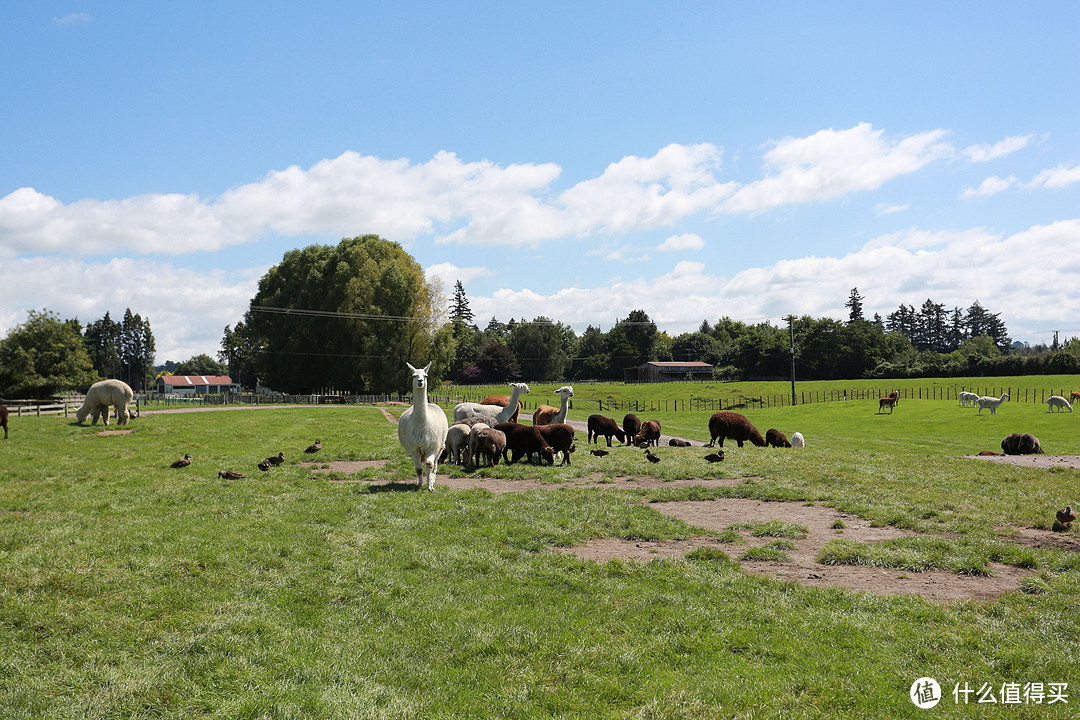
[2,2,1078,361]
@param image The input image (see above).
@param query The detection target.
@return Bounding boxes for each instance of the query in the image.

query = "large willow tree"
[246,235,446,394]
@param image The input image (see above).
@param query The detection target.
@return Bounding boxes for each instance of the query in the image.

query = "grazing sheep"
[668,438,692,447]
[466,422,493,468]
[472,427,506,468]
[75,379,134,426]
[536,423,576,465]
[977,393,1009,415]
[533,386,574,426]
[1047,395,1073,413]
[587,414,626,446]
[454,382,530,423]
[707,411,765,448]
[765,428,792,448]
[958,391,980,407]
[397,362,450,491]
[451,416,492,429]
[479,394,523,422]
[790,432,805,448]
[622,414,642,446]
[877,391,899,414]
[0,404,7,439]
[495,422,555,465]
[633,420,662,447]
[1001,432,1042,455]
[441,423,472,465]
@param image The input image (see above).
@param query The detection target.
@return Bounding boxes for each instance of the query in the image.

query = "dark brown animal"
[1001,433,1042,455]
[1057,506,1076,527]
[304,440,321,453]
[668,438,691,447]
[590,449,609,457]
[170,453,192,468]
[645,448,660,463]
[707,412,765,448]
[257,459,271,471]
[633,420,661,447]
[765,428,792,448]
[0,404,7,439]
[877,391,899,414]
[495,422,555,465]
[537,423,576,466]
[218,470,246,479]
[479,395,521,423]
[622,413,642,446]
[472,427,506,468]
[704,452,725,463]
[587,414,625,446]
[267,452,285,466]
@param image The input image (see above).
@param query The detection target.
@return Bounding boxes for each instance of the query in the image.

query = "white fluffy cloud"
[657,233,705,251]
[960,175,1017,199]
[425,262,493,289]
[1029,163,1080,189]
[963,135,1032,163]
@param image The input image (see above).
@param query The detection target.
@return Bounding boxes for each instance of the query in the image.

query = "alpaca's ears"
[423,362,431,373]
[407,362,417,372]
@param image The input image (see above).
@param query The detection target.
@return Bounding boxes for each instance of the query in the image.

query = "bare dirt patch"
[301,460,390,479]
[965,454,1080,470]
[88,429,133,436]
[996,525,1080,553]
[555,497,1034,602]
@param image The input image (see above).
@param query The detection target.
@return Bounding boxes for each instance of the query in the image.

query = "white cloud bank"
[963,135,1032,163]
[960,175,1017,199]
[1,123,965,257]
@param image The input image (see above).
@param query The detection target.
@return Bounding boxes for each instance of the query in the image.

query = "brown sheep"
[668,438,691,447]
[480,395,521,423]
[587,414,626,446]
[495,422,555,465]
[473,427,506,468]
[622,413,642,446]
[537,423,576,465]
[707,412,765,448]
[0,404,7,439]
[765,428,792,448]
[1001,433,1042,455]
[633,420,661,447]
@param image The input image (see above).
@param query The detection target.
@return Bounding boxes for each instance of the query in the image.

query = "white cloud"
[424,262,492,289]
[959,175,1016,199]
[721,123,952,214]
[657,233,705,251]
[875,203,909,216]
[54,13,91,25]
[1029,163,1080,189]
[963,135,1032,163]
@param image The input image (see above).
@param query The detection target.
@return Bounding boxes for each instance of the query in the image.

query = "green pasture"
[1,379,1078,719]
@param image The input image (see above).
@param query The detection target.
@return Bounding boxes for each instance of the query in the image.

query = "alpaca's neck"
[412,385,430,415]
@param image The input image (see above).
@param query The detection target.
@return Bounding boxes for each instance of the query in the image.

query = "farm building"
[623,361,714,383]
[157,375,240,395]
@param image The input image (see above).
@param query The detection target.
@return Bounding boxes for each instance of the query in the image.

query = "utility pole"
[785,315,796,405]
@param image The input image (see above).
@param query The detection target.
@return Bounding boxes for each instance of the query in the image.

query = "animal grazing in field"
[533,386,574,426]
[257,459,271,471]
[706,411,765,448]
[397,362,450,491]
[790,432,805,448]
[1047,396,1073,413]
[590,449,610,457]
[1057,506,1076,527]
[454,382,529,424]
[0,404,7,439]
[441,423,473,465]
[479,394,523,423]
[668,438,691,447]
[472,427,506,468]
[218,470,245,479]
[1071,391,1080,404]
[587,414,626,446]
[1001,432,1042,455]
[266,452,285,466]
[976,393,1009,415]
[877,391,899,414]
[495,422,555,465]
[644,448,660,463]
[622,413,642,446]
[633,420,662,447]
[304,439,322,453]
[466,422,493,468]
[170,453,192,468]
[765,428,791,448]
[75,379,135,426]
[536,423,576,465]
[958,391,980,407]
[704,452,725,463]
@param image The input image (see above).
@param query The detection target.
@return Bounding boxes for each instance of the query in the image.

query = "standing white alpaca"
[533,386,574,426]
[397,362,449,491]
[976,393,1009,415]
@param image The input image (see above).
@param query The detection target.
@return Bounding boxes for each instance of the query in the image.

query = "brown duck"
[170,453,192,468]
[645,448,660,463]
[704,452,725,463]
[590,449,610,457]
[1057,505,1076,526]
[304,440,322,453]
[218,470,246,479]
[267,452,285,466]
[257,459,271,472]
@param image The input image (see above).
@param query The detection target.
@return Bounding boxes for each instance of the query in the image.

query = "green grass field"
[1,377,1078,718]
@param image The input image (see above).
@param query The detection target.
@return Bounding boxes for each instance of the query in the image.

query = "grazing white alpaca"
[790,431,805,448]
[397,362,449,491]
[533,386,574,426]
[958,391,980,408]
[976,393,1009,415]
[75,379,134,426]
[1047,395,1073,413]
[453,382,530,423]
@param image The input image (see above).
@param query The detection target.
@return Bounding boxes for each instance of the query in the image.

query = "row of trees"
[0,308,157,398]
